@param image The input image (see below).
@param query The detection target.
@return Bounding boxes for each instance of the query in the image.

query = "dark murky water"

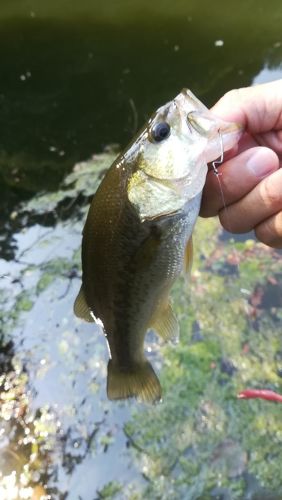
[0,0,282,196]
[0,2,282,499]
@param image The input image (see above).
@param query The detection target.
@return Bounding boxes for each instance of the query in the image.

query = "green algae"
[23,153,117,216]
[97,481,122,499]
[1,152,282,499]
[125,216,282,498]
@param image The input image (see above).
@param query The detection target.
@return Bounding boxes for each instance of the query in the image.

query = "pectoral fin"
[73,286,94,322]
[150,301,179,343]
[183,237,193,282]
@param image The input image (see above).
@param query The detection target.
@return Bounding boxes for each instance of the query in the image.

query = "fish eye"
[150,122,171,143]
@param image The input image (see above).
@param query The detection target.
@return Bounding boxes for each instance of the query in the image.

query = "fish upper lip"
[187,109,244,135]
[219,121,244,134]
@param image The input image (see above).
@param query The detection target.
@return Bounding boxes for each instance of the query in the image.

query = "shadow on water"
[0,2,281,195]
[1,10,282,260]
[0,1,282,498]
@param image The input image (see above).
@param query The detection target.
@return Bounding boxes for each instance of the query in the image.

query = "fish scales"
[74,89,242,402]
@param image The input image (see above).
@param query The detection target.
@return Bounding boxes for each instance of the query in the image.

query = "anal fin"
[150,301,179,344]
[107,360,161,403]
[73,286,94,322]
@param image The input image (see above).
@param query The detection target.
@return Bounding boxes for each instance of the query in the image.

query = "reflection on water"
[1,155,281,499]
[0,0,281,198]
[0,1,282,498]
[253,64,282,84]
[0,220,141,499]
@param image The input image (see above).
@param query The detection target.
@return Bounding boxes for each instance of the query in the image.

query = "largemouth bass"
[74,89,241,403]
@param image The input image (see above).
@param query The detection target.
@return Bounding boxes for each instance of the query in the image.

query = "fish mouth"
[179,88,209,112]
[187,109,243,135]
[154,89,243,163]
[212,115,244,150]
[175,88,243,136]
[173,88,208,117]
[173,88,243,162]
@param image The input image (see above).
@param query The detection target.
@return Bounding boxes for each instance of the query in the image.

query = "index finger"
[200,146,279,217]
[211,80,282,134]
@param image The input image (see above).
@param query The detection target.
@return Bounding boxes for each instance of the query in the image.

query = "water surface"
[0,2,282,499]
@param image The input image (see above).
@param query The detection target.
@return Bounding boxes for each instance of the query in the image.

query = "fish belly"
[81,168,202,401]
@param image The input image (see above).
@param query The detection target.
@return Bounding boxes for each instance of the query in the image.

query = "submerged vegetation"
[0,153,281,499]
[125,224,282,499]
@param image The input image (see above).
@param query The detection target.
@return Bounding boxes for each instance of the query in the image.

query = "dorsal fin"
[73,286,94,322]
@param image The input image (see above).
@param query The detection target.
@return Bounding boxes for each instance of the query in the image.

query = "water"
[0,1,282,499]
[0,0,281,196]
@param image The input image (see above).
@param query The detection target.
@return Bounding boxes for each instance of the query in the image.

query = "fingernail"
[246,149,278,179]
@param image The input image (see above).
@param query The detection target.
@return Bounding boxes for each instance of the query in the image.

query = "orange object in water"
[238,389,282,403]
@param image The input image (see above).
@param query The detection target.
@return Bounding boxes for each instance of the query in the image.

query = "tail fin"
[107,360,162,403]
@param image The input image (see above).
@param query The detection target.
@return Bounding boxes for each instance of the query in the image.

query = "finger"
[219,168,282,233]
[215,132,258,165]
[227,131,282,164]
[254,129,282,157]
[200,147,279,217]
[255,211,282,249]
[211,80,282,134]
[237,132,258,154]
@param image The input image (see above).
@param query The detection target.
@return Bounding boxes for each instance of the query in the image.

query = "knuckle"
[255,220,273,246]
[276,131,282,154]
[221,89,240,106]
[221,88,246,105]
[219,209,243,233]
[255,214,282,249]
[262,177,282,208]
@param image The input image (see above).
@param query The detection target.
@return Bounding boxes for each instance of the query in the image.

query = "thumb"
[211,80,282,135]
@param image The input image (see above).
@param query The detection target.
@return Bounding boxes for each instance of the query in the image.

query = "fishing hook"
[212,128,224,176]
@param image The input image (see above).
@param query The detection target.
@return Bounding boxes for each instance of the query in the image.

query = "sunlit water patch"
[0,154,281,499]
[0,159,151,498]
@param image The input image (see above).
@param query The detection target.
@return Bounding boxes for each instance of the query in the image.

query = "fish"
[74,89,242,403]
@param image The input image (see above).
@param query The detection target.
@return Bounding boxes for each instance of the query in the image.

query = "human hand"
[200,80,282,248]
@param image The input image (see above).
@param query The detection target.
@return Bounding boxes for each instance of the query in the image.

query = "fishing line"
[211,129,233,227]
[212,129,242,278]
[211,134,281,404]
[204,130,252,402]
